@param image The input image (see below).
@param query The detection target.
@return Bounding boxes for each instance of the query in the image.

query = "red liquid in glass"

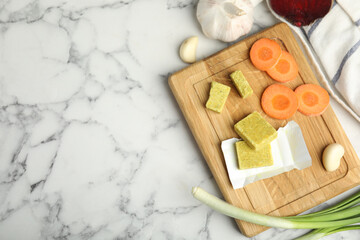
[269,0,333,27]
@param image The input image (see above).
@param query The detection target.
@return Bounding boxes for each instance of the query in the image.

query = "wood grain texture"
[168,23,360,237]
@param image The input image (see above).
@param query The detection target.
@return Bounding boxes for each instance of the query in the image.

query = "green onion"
[192,187,294,229]
[192,186,360,234]
[283,205,360,222]
[294,225,360,240]
[285,190,360,219]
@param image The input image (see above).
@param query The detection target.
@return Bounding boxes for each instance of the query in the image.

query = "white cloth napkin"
[300,0,360,120]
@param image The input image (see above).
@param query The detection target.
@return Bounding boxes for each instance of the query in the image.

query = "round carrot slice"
[266,50,298,82]
[250,38,282,71]
[261,84,298,120]
[295,84,330,116]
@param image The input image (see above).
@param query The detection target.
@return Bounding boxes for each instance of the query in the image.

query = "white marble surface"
[0,0,360,239]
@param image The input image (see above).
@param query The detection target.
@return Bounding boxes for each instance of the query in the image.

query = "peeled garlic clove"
[179,36,198,64]
[322,143,345,172]
[196,0,254,42]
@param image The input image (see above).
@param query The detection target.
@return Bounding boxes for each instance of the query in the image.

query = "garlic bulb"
[197,0,254,42]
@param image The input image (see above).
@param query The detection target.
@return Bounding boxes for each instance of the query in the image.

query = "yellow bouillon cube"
[235,141,273,169]
[230,70,253,99]
[206,81,231,113]
[234,111,277,150]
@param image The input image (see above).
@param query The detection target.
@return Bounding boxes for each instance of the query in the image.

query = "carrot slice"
[250,38,282,71]
[266,50,298,82]
[261,84,298,120]
[295,84,330,116]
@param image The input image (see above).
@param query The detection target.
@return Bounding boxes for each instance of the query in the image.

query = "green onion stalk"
[192,187,360,239]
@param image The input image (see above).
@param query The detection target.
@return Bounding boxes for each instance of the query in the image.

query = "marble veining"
[0,0,360,239]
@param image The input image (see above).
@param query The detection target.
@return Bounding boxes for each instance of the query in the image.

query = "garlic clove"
[322,143,345,172]
[179,36,198,64]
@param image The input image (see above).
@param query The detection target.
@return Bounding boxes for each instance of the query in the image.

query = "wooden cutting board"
[169,23,360,237]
